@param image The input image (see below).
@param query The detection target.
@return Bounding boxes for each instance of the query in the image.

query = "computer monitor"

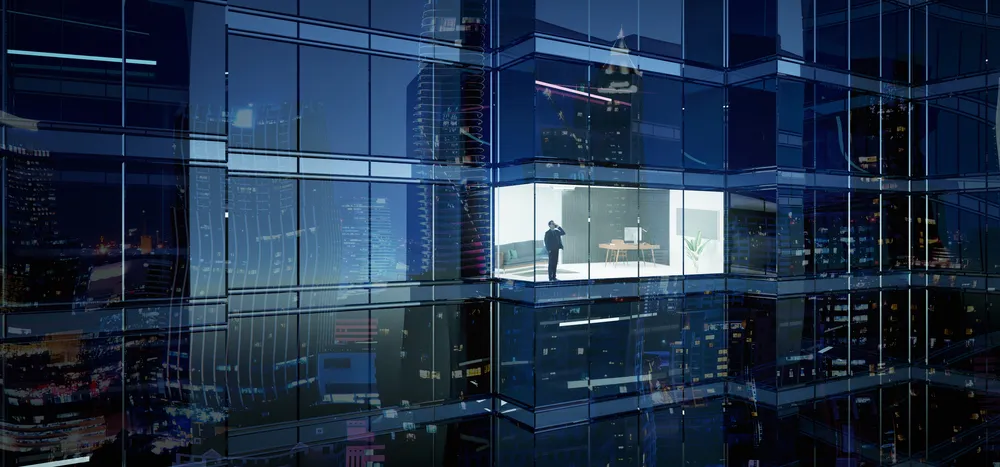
[624,227,641,243]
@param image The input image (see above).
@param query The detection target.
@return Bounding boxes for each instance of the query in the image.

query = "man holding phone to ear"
[544,220,566,281]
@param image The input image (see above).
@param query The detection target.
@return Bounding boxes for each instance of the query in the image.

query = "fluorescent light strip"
[818,346,834,354]
[558,313,657,327]
[536,80,611,102]
[7,49,156,66]
[25,457,90,467]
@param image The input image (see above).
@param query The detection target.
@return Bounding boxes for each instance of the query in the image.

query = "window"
[300,0,369,27]
[300,180,370,285]
[370,57,420,158]
[228,36,298,151]
[228,177,298,289]
[300,47,370,156]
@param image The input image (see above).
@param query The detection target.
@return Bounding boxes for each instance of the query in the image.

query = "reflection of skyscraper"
[592,28,643,165]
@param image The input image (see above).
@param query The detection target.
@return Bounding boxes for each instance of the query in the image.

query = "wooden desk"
[599,242,661,264]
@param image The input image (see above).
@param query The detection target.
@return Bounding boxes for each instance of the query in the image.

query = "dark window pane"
[125,1,226,134]
[434,0,490,48]
[5,150,122,308]
[810,84,849,172]
[371,56,420,158]
[124,160,191,303]
[778,0,811,60]
[685,0,724,68]
[300,180,370,285]
[190,167,227,299]
[729,0,777,66]
[228,36,298,151]
[300,0,369,26]
[591,59,640,165]
[499,0,534,46]
[850,90,879,174]
[537,0,588,41]
[499,61,536,164]
[635,73,682,168]
[371,0,426,37]
[536,59,589,162]
[299,310,374,417]
[639,0,682,59]
[729,80,777,170]
[229,0,296,15]
[850,13,879,77]
[300,47,370,155]
[370,183,434,282]
[591,0,637,48]
[227,315,298,429]
[777,79,805,169]
[228,177,298,289]
[6,1,123,125]
[683,83,724,170]
[882,7,909,82]
[432,63,491,164]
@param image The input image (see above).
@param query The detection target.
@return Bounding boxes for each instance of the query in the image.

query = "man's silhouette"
[543,220,566,281]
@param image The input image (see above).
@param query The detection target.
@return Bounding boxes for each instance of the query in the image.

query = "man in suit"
[543,220,566,281]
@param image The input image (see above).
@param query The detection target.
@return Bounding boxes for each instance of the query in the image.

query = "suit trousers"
[547,249,559,280]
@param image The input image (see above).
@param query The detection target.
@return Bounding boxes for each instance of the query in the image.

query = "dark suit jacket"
[544,227,566,252]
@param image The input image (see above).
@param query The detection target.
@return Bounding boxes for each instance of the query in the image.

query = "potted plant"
[684,230,711,273]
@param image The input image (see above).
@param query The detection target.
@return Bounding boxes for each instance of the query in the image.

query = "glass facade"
[1,0,999,465]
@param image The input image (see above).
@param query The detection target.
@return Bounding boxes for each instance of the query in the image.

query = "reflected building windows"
[228,36,298,151]
[227,177,298,289]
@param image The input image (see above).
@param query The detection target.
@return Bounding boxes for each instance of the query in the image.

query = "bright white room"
[494,183,724,282]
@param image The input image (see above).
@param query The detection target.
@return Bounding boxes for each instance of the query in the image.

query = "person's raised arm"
[557,225,566,235]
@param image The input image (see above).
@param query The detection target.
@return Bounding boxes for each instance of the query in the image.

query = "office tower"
[2,0,1000,465]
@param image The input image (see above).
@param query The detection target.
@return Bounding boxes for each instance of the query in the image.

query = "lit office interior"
[495,183,725,281]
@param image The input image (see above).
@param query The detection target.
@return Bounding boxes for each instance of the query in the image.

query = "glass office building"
[1,0,1000,465]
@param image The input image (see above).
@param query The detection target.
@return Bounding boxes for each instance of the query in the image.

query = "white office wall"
[534,184,566,241]
[671,189,725,274]
[496,184,566,246]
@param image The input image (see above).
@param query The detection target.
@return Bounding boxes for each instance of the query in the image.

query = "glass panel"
[536,0,588,41]
[778,187,807,276]
[370,56,421,159]
[729,191,775,276]
[811,83,850,172]
[299,309,374,417]
[588,185,639,280]
[776,297,816,388]
[125,331,228,463]
[729,0,777,66]
[124,160,192,303]
[882,193,910,271]
[499,61,536,164]
[300,46,370,156]
[227,177,298,289]
[815,1,848,71]
[370,183,435,282]
[227,315,299,429]
[730,80,777,171]
[850,5,879,77]
[591,59,641,166]
[2,337,124,466]
[371,0,427,37]
[497,303,536,406]
[778,0,811,60]
[535,184,582,281]
[536,304,590,407]
[882,5,909,82]
[228,36,298,151]
[4,152,122,308]
[808,190,849,275]
[639,0,682,59]
[850,190,879,273]
[495,184,537,281]
[300,180,370,286]
[125,0,226,133]
[6,0,123,125]
[591,0,637,48]
[638,188,674,277]
[300,0,369,27]
[635,73,683,168]
[536,59,590,162]
[190,167,228,299]
[229,0,296,14]
[683,83,724,170]
[777,78,805,169]
[684,0,725,68]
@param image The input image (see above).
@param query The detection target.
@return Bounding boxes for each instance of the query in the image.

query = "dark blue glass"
[778,0,812,61]
[498,0,534,46]
[298,309,375,417]
[227,176,298,289]
[4,151,122,308]
[371,0,427,37]
[125,0,226,134]
[535,59,589,162]
[300,0,370,27]
[928,13,986,81]
[810,83,849,172]
[882,193,910,271]
[229,0,296,15]
[536,0,588,42]
[499,61,536,164]
[684,0,724,68]
[635,73,683,168]
[729,0,777,66]
[535,305,590,407]
[777,79,805,169]
[189,167,227,299]
[639,0,683,59]
[776,297,817,387]
[6,0,123,126]
[882,5,909,82]
[300,180,370,286]
[850,190,879,272]
[227,36,298,151]
[591,0,637,48]
[369,183,437,282]
[683,83,724,170]
[729,191,777,276]
[926,96,988,176]
[815,0,848,72]
[370,56,421,159]
[849,90,879,175]
[729,80,777,171]
[850,5,880,77]
[226,315,299,429]
[807,190,849,275]
[300,46,370,156]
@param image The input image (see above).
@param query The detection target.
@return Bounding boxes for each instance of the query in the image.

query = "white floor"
[496,260,682,282]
